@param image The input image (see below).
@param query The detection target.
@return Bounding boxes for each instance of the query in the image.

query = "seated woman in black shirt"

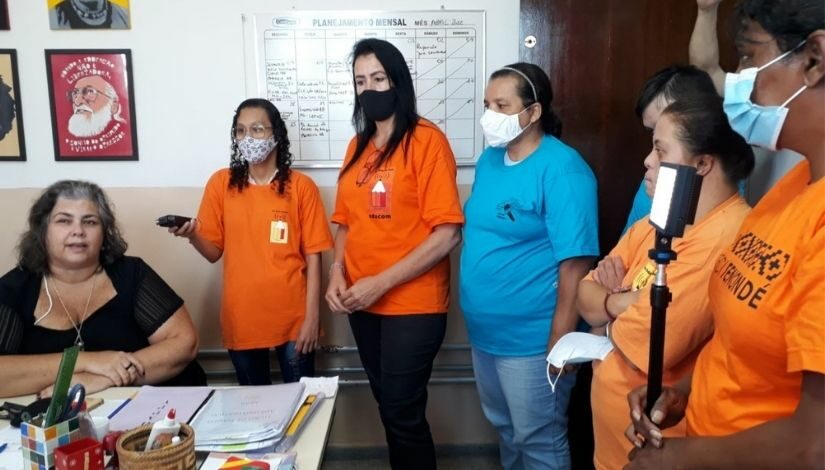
[0,180,205,398]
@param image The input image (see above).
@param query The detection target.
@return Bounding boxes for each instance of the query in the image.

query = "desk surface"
[0,386,336,470]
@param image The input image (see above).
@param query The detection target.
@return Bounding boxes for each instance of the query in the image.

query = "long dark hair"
[340,38,419,178]
[18,180,128,274]
[489,62,562,137]
[228,98,292,195]
[662,97,755,185]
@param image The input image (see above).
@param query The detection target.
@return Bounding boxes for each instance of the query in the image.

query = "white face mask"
[545,332,614,392]
[237,136,277,165]
[480,106,534,148]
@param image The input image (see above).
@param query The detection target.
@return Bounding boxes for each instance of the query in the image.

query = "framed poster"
[47,0,130,30]
[0,0,9,30]
[45,49,138,161]
[0,49,25,161]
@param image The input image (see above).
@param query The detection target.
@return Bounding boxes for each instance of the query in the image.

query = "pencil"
[107,394,135,419]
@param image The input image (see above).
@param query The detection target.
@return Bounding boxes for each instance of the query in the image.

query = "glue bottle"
[144,408,180,451]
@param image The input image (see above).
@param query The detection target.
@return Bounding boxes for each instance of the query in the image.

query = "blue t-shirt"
[460,135,600,356]
[622,181,652,235]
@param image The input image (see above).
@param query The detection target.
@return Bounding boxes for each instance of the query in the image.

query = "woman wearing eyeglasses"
[170,98,333,385]
[325,38,463,470]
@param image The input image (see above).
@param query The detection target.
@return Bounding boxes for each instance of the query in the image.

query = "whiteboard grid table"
[245,11,486,167]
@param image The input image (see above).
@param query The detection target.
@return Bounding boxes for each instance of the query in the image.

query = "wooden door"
[519,0,738,252]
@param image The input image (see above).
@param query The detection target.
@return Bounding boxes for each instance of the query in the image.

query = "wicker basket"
[116,423,196,470]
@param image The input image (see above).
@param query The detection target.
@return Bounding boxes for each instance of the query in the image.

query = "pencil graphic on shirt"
[372,179,387,209]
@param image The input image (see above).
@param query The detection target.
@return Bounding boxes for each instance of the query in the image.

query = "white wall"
[0,0,519,189]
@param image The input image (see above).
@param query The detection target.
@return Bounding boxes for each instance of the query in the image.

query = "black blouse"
[0,256,205,386]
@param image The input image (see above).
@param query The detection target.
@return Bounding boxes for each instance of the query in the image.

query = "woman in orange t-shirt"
[626,1,824,468]
[171,98,333,385]
[577,96,753,470]
[325,38,464,470]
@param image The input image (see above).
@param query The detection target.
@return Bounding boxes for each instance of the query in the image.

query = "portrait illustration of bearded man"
[67,75,126,138]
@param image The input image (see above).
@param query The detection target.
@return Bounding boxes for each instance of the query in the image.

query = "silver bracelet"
[329,262,346,276]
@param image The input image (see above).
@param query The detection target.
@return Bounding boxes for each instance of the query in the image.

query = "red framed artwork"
[45,49,138,161]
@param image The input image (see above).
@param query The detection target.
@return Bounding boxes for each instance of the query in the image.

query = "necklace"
[49,270,98,350]
[70,0,108,21]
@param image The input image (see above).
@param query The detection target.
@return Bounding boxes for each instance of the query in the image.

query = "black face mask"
[358,89,397,122]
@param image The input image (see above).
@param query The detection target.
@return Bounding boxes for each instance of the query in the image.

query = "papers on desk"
[199,452,296,470]
[191,383,304,452]
[109,385,213,431]
[0,424,23,470]
[299,376,339,399]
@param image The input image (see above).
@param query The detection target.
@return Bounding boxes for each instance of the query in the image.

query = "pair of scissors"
[59,384,86,422]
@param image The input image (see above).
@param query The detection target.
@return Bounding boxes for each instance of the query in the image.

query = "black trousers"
[348,311,447,470]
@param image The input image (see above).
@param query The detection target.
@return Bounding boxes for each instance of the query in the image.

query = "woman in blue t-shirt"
[460,63,599,470]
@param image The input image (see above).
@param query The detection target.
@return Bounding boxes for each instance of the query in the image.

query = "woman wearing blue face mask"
[625,1,824,469]
[460,63,599,470]
[169,98,333,385]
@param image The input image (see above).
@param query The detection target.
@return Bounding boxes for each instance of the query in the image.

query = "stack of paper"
[109,386,214,431]
[191,383,304,452]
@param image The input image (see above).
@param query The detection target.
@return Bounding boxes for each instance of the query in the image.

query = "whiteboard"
[244,10,486,168]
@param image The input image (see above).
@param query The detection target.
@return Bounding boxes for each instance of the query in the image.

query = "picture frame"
[0,49,26,161]
[47,0,131,30]
[45,49,138,161]
[0,0,9,30]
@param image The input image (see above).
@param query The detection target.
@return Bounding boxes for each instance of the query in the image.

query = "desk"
[0,387,336,470]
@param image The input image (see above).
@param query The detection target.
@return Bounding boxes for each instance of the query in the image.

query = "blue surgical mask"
[723,43,807,150]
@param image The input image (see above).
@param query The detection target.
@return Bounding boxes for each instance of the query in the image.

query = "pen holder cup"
[116,423,196,470]
[19,416,81,469]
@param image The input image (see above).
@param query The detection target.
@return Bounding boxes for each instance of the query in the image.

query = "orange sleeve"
[412,125,464,228]
[611,256,715,374]
[583,221,639,283]
[298,175,334,255]
[331,138,357,226]
[785,224,825,374]
[196,170,227,251]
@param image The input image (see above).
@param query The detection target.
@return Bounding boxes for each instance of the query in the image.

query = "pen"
[0,442,7,453]
[107,397,132,419]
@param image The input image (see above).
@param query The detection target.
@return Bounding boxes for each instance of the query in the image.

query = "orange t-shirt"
[331,120,464,315]
[687,161,825,436]
[590,195,750,470]
[197,169,333,349]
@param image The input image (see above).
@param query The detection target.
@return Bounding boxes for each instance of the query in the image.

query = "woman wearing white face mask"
[170,98,333,385]
[460,63,599,470]
[625,1,825,469]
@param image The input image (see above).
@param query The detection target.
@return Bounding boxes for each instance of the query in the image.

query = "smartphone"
[156,215,192,228]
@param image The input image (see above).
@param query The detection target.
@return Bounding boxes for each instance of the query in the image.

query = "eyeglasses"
[233,125,273,140]
[356,150,382,186]
[67,86,112,103]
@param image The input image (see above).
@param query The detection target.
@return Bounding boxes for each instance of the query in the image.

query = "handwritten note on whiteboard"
[244,10,486,167]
